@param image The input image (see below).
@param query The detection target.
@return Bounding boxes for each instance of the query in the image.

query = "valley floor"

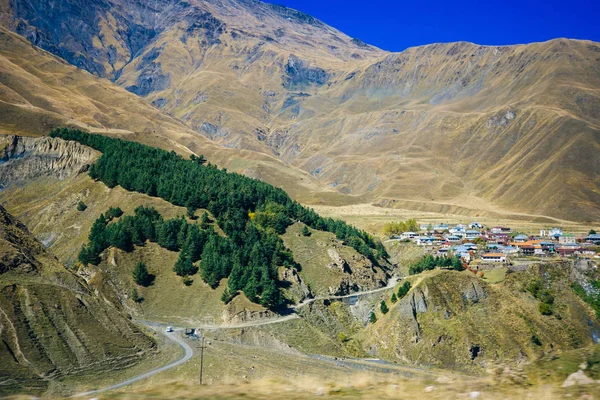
[310,203,596,238]
[16,329,600,400]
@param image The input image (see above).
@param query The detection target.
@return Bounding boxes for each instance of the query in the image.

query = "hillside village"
[388,221,600,268]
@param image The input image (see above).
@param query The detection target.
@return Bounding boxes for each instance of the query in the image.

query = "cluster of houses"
[392,223,600,265]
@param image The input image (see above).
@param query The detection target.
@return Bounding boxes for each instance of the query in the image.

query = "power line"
[198,333,207,385]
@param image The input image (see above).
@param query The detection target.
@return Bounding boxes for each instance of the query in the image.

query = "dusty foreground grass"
[8,338,600,399]
[17,375,598,399]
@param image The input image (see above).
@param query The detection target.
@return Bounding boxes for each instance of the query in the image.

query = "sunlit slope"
[0,27,339,204]
[3,0,600,220]
[0,205,156,396]
[0,134,390,326]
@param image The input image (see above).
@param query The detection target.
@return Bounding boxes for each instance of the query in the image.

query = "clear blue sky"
[270,0,600,52]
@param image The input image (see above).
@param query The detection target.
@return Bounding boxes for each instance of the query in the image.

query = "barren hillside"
[1,0,599,221]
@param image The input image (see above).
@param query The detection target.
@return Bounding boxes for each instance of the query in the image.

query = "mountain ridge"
[1,0,599,221]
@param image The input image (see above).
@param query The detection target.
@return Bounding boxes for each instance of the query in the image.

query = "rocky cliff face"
[0,135,98,186]
[362,267,600,371]
[0,205,156,396]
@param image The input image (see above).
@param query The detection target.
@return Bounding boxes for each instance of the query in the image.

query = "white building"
[445,235,462,243]
[559,234,576,245]
[415,236,435,246]
[449,226,466,236]
[481,253,507,263]
[549,228,563,237]
[401,231,419,240]
[433,223,449,231]
[465,230,481,240]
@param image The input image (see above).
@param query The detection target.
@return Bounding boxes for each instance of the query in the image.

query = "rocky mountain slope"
[361,263,600,370]
[1,0,599,221]
[0,134,99,184]
[0,26,340,204]
[0,204,156,395]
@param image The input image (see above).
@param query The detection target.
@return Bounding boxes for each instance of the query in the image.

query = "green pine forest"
[51,128,388,309]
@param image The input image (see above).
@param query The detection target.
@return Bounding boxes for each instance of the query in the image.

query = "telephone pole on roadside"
[199,334,207,385]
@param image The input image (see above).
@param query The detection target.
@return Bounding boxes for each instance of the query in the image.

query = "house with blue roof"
[585,234,600,244]
[514,234,530,243]
[465,230,481,240]
[549,228,563,238]
[415,236,435,246]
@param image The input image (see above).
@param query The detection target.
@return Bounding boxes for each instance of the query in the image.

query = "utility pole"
[199,334,206,385]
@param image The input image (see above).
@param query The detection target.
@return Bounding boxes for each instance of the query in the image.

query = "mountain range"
[0,0,599,222]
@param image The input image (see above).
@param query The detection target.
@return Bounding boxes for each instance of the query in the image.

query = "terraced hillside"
[0,204,156,396]
[1,0,598,221]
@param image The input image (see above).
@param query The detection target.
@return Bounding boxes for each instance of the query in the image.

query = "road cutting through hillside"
[71,327,193,398]
[73,278,401,396]
[291,275,399,310]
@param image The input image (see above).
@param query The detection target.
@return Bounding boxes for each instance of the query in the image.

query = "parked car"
[166,326,173,333]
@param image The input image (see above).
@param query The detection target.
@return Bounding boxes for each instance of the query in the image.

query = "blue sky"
[270,0,600,52]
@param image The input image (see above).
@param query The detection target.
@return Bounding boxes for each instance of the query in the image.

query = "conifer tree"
[133,261,151,286]
[108,223,133,252]
[200,212,211,229]
[398,281,411,299]
[260,280,281,308]
[370,312,377,324]
[452,255,464,271]
[380,300,389,314]
[77,201,87,211]
[174,253,197,277]
[244,274,260,302]
[131,287,142,303]
[186,206,197,220]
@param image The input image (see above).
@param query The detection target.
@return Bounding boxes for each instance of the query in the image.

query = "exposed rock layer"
[0,135,98,185]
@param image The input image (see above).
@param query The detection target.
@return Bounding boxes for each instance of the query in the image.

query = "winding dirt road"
[72,277,401,396]
[72,327,193,398]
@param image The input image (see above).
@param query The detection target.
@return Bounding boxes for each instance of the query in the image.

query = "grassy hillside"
[360,263,600,371]
[0,205,157,396]
[0,133,390,324]
[282,222,388,297]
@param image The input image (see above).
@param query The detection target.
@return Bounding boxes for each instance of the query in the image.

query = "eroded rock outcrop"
[363,263,600,371]
[280,267,313,303]
[0,135,98,185]
[327,248,351,274]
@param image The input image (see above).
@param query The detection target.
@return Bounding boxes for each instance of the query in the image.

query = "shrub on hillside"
[380,300,389,314]
[133,261,152,286]
[398,281,412,299]
[539,302,552,316]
